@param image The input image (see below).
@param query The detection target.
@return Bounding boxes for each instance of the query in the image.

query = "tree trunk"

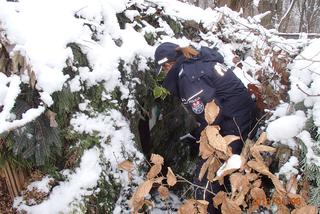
[278,0,296,32]
[298,0,306,32]
[258,0,273,28]
[306,0,320,32]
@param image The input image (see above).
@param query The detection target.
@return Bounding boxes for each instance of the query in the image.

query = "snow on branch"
[276,32,320,39]
[296,84,320,97]
[0,73,44,134]
[0,75,21,122]
[0,105,46,134]
[295,50,320,63]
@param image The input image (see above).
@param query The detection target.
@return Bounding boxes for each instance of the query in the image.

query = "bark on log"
[0,161,29,199]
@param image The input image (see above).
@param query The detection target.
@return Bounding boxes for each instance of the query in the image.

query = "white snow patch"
[217,154,242,177]
[26,176,54,194]
[297,131,320,166]
[266,111,306,142]
[15,148,102,214]
[277,156,299,181]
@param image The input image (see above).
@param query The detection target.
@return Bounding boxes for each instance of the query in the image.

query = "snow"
[288,39,320,109]
[216,154,242,177]
[0,73,9,105]
[253,0,260,7]
[0,0,320,212]
[0,75,21,122]
[39,92,54,107]
[70,108,144,181]
[265,38,320,169]
[268,102,291,121]
[1,0,146,212]
[266,111,307,142]
[0,105,46,134]
[69,76,82,93]
[14,148,102,214]
[252,11,271,23]
[232,66,259,88]
[297,131,320,166]
[26,176,54,194]
[125,10,140,22]
[277,156,299,181]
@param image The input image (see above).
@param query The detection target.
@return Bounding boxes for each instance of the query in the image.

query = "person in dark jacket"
[154,42,258,213]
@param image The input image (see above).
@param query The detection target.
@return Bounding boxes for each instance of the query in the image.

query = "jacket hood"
[198,46,224,63]
[161,46,224,96]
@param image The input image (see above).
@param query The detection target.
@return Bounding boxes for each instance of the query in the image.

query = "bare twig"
[296,84,320,97]
[180,185,193,200]
[295,50,320,63]
[232,117,244,143]
[247,112,271,140]
[112,152,120,165]
[309,69,320,76]
[176,174,216,196]
[203,181,209,200]
[135,100,150,118]
[74,6,88,15]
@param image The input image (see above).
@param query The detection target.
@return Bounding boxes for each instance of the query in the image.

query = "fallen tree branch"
[275,32,320,38]
[212,7,304,57]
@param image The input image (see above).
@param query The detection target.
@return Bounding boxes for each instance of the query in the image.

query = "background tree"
[181,0,320,34]
[296,0,320,33]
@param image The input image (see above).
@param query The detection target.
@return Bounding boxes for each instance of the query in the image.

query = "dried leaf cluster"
[119,154,178,213]
[21,170,56,206]
[23,187,49,206]
[201,122,317,214]
[129,100,318,214]
[198,101,240,184]
[208,131,317,214]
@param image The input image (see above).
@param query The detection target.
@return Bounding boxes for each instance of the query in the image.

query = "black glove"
[190,122,207,141]
[179,132,199,157]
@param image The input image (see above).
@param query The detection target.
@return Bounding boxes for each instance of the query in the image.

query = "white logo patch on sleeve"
[190,97,204,114]
[214,63,228,76]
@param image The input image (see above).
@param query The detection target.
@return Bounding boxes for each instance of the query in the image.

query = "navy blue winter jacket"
[162,46,255,128]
